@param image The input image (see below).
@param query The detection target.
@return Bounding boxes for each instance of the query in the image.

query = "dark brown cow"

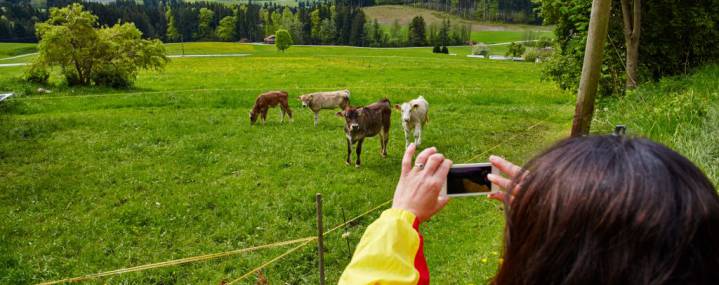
[336,98,391,167]
[250,91,293,125]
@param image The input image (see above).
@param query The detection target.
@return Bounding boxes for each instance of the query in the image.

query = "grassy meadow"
[0,42,574,284]
[593,64,719,184]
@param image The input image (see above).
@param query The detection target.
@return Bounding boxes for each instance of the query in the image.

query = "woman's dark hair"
[494,136,719,285]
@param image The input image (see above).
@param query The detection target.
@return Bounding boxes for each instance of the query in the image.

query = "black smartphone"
[441,163,499,197]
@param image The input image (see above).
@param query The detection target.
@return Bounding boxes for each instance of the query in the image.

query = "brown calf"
[336,98,391,167]
[250,91,293,125]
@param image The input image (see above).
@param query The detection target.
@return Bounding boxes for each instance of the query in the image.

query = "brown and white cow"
[395,96,429,147]
[336,98,391,167]
[299,90,351,127]
[250,91,293,125]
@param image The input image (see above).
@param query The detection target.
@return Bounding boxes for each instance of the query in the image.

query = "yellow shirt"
[339,208,429,285]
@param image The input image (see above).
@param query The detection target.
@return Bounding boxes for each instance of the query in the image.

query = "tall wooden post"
[315,193,325,285]
[571,0,613,136]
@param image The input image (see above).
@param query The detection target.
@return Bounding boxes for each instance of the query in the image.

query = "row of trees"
[1,0,471,47]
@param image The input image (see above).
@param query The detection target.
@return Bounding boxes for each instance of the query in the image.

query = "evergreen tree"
[408,16,426,46]
[165,5,179,42]
[348,9,366,46]
[438,18,450,47]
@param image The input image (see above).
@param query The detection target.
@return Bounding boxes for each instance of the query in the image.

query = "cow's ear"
[394,104,401,110]
[335,111,344,117]
[412,103,419,109]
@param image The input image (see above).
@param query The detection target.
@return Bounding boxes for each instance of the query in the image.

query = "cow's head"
[336,107,361,132]
[395,103,418,123]
[249,110,258,125]
[298,94,312,107]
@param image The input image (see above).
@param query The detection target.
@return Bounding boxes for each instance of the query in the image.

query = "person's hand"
[392,144,452,222]
[487,155,524,203]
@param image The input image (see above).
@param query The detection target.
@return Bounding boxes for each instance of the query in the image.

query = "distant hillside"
[362,5,551,32]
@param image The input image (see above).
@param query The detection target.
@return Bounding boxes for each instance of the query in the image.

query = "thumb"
[434,195,450,214]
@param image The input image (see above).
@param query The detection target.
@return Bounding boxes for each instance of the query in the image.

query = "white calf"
[395,96,429,147]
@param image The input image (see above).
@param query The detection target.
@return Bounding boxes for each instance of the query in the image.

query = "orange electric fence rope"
[35,237,316,285]
[222,199,393,284]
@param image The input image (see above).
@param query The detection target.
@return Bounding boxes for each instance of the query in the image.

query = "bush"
[441,46,449,54]
[23,63,49,83]
[506,42,526,57]
[472,42,490,57]
[523,48,540,62]
[536,37,553,48]
[432,45,441,53]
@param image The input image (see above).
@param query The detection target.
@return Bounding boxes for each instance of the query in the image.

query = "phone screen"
[446,164,494,196]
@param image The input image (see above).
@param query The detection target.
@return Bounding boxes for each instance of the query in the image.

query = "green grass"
[0,43,37,59]
[0,42,573,284]
[593,64,719,185]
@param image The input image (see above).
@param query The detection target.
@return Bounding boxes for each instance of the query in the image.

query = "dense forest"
[0,0,530,44]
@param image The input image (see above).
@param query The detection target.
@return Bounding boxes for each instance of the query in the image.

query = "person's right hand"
[392,144,452,223]
[487,155,524,203]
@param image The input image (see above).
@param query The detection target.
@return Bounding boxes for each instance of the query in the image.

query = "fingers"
[434,159,453,179]
[423,153,445,175]
[489,155,522,178]
[401,143,416,176]
[487,191,507,202]
[488,173,513,191]
[413,147,437,171]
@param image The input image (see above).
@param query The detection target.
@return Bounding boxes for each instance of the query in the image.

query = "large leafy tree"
[31,3,168,87]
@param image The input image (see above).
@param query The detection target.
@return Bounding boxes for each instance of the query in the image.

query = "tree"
[389,19,403,46]
[408,16,426,46]
[165,5,180,42]
[438,18,450,46]
[216,16,236,41]
[348,10,366,46]
[620,0,640,89]
[310,9,321,43]
[196,7,214,40]
[275,29,292,52]
[318,18,336,44]
[31,4,168,87]
[367,19,385,47]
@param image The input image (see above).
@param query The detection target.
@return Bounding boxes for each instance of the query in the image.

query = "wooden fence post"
[571,0,613,136]
[316,193,325,285]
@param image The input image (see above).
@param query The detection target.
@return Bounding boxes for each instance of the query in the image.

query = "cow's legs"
[314,112,319,127]
[281,101,293,122]
[280,108,285,123]
[355,139,364,167]
[381,129,389,157]
[403,123,411,148]
[345,138,352,165]
[261,110,267,125]
[414,123,422,146]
